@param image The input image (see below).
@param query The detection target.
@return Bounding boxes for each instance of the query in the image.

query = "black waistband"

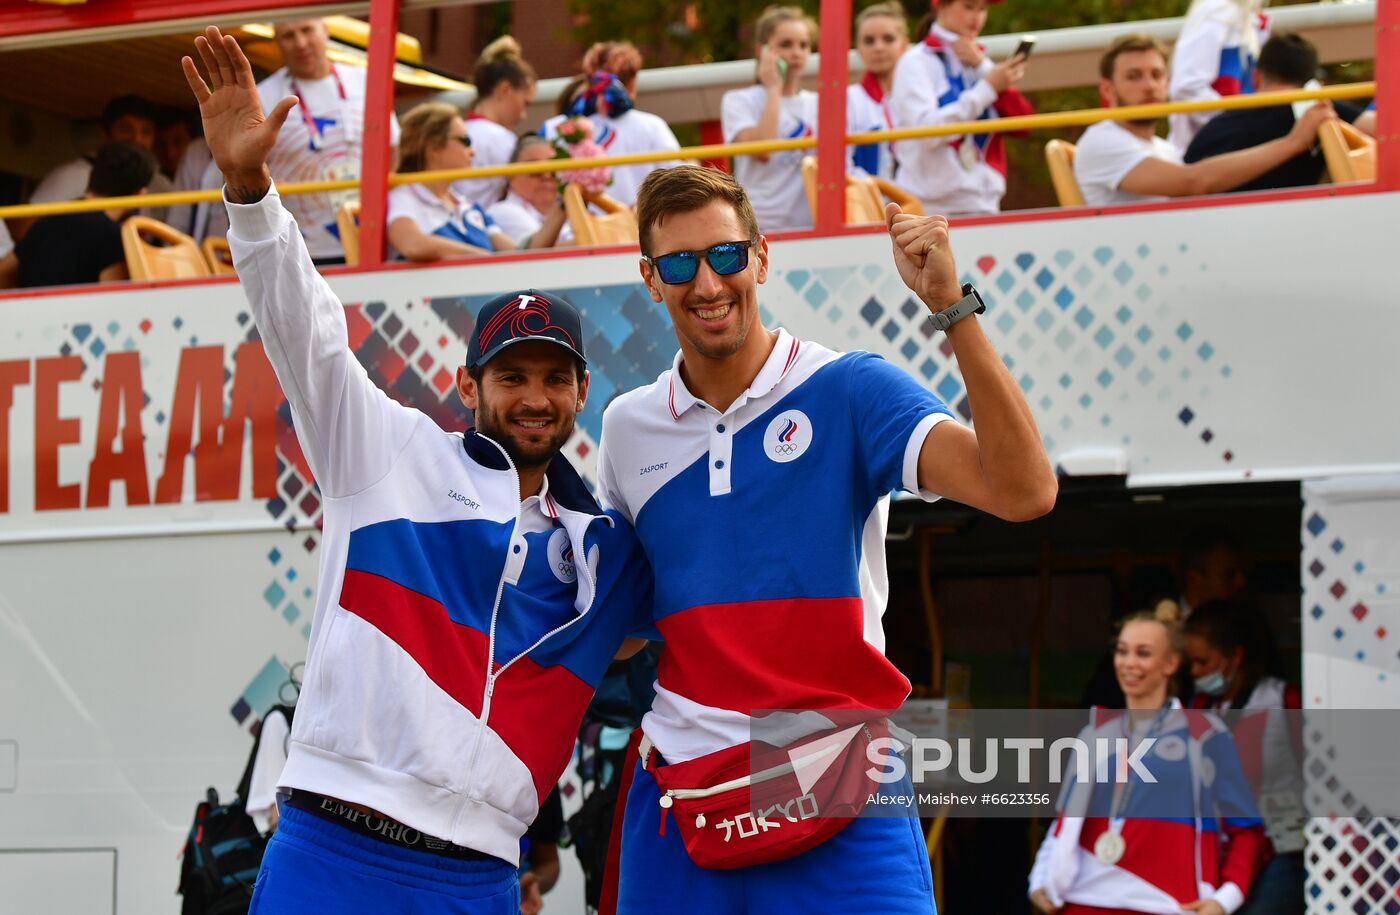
[286,790,499,862]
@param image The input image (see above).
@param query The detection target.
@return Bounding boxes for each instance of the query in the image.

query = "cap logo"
[477,293,577,353]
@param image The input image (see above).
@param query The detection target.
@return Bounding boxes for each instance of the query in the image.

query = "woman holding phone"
[888,0,1032,215]
[720,5,819,232]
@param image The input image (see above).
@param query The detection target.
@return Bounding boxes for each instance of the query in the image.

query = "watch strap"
[928,283,986,331]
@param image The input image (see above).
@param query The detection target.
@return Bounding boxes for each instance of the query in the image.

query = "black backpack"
[176,788,265,915]
[177,704,294,914]
[563,649,657,909]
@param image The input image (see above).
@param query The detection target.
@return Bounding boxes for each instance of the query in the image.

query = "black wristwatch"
[927,283,986,332]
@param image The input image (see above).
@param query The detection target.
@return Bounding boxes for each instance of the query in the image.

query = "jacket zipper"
[460,439,521,798]
[657,726,872,813]
[493,516,600,676]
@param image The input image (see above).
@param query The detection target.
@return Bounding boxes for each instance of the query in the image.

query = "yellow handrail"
[0,82,1374,221]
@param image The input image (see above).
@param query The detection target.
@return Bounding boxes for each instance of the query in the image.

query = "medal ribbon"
[289,65,347,152]
[1104,703,1173,839]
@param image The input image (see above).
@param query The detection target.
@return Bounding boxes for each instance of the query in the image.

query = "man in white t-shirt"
[257,18,399,263]
[1074,33,1332,208]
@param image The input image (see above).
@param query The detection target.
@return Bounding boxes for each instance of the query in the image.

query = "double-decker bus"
[0,1,1395,911]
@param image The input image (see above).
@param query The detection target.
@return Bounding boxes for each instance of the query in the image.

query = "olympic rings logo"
[773,442,799,455]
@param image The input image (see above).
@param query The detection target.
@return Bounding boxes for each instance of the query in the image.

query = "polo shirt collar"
[666,328,802,420]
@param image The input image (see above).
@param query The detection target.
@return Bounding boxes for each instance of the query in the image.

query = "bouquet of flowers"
[552,117,612,195]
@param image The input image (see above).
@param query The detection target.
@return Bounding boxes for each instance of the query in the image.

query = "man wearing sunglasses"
[183,28,653,914]
[596,164,1057,912]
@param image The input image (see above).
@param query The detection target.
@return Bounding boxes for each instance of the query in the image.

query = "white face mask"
[1194,669,1229,696]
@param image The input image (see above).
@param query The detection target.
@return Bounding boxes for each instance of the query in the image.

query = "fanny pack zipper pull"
[658,791,674,836]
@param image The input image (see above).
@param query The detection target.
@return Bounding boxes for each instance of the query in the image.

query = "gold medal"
[958,139,979,170]
[1094,830,1126,865]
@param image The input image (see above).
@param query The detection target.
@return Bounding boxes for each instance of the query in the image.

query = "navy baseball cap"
[466,289,586,369]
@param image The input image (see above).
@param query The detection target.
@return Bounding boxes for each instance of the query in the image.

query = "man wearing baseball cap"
[184,28,653,913]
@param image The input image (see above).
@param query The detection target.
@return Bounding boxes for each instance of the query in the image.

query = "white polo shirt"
[597,329,956,762]
[721,85,818,233]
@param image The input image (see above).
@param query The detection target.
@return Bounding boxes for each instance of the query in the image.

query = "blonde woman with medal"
[1028,603,1270,915]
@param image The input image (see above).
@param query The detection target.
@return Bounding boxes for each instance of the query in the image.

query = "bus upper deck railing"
[0,82,1377,224]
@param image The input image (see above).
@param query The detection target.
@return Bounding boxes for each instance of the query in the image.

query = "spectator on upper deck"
[155,106,198,180]
[455,36,536,208]
[1168,0,1271,152]
[1073,33,1333,209]
[388,103,563,262]
[487,135,573,247]
[721,5,820,232]
[14,142,154,289]
[539,41,682,206]
[888,0,1033,216]
[258,17,399,265]
[1184,32,1366,191]
[848,2,909,181]
[28,95,174,225]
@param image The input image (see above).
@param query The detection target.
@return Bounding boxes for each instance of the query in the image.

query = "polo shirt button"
[716,424,726,433]
[512,544,521,554]
[714,460,724,469]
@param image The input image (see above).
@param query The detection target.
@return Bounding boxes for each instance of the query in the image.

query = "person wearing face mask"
[888,0,1033,216]
[1184,600,1303,915]
[721,5,820,232]
[847,3,909,181]
[1029,603,1270,915]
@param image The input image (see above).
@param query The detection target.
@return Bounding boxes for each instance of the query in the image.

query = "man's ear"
[639,258,662,303]
[754,235,770,285]
[456,366,479,411]
[577,369,590,412]
[1098,78,1116,108]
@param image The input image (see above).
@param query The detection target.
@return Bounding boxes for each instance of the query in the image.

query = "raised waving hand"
[181,26,297,202]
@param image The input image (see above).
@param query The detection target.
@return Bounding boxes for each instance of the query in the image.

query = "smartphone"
[776,57,789,81]
[1014,36,1036,60]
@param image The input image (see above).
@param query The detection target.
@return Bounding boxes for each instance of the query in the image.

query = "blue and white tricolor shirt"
[597,329,956,763]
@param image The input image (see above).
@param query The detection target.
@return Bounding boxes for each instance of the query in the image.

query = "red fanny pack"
[643,720,886,870]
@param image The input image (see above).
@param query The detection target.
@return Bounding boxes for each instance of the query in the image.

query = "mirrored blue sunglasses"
[646,240,756,285]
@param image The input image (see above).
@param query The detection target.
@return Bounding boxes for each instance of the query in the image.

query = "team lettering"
[0,344,286,515]
[639,462,668,475]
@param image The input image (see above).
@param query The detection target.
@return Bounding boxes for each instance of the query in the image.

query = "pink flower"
[553,122,612,195]
[557,117,594,145]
